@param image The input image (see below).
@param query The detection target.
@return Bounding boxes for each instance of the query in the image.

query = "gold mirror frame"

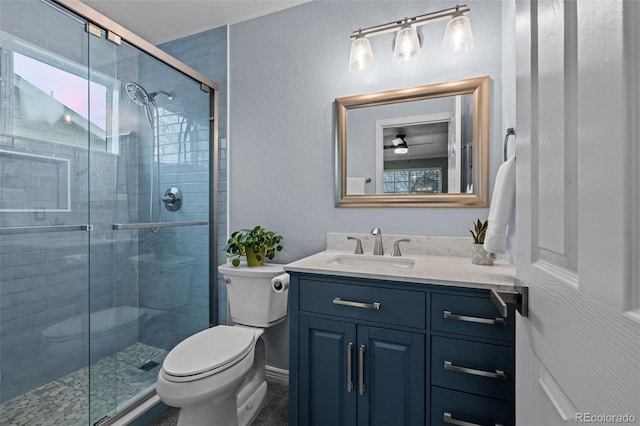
[335,76,490,207]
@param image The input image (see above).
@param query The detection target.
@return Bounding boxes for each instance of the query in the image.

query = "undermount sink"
[325,254,415,269]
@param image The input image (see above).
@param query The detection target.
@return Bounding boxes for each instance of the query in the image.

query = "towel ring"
[503,127,516,162]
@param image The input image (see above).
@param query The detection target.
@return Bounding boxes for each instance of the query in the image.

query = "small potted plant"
[223,225,283,267]
[469,219,494,266]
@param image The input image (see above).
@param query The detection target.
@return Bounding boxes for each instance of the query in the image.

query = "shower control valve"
[163,187,182,211]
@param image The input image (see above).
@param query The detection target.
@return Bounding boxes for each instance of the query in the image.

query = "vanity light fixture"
[348,4,472,73]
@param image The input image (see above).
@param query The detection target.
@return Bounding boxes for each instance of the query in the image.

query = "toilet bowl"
[156,263,288,426]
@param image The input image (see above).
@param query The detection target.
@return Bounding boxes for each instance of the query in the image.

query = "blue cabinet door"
[299,316,357,426]
[299,318,425,426]
[357,326,425,426]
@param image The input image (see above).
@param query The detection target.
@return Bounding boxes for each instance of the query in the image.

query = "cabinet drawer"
[431,293,514,342]
[431,336,514,401]
[431,386,514,426]
[299,279,425,329]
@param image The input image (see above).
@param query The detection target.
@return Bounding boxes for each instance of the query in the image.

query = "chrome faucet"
[371,227,384,255]
[392,239,410,257]
[347,236,364,254]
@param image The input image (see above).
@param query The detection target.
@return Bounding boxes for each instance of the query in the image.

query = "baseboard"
[265,365,289,386]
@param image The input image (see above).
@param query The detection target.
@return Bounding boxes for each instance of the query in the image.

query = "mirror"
[335,76,490,207]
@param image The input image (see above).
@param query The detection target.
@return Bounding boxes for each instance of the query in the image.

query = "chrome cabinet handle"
[444,361,507,380]
[443,311,506,326]
[358,345,365,395]
[444,412,503,426]
[333,297,381,310]
[347,343,354,392]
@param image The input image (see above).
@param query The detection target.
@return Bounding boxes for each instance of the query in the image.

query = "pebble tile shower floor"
[0,343,167,426]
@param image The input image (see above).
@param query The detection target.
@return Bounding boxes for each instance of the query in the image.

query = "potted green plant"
[223,225,283,267]
[469,219,494,266]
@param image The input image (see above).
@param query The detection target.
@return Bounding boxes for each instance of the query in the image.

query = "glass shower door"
[0,1,92,424]
[86,21,212,423]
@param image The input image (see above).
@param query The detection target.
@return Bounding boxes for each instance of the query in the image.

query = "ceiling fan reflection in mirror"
[383,134,436,154]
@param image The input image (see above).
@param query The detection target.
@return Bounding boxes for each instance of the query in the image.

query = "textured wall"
[229,1,510,371]
[229,1,506,262]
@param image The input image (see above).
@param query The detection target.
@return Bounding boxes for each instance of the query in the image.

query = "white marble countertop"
[284,249,516,292]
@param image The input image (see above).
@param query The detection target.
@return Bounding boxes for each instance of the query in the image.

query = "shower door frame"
[49,0,220,423]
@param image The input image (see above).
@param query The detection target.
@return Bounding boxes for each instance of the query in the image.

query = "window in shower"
[0,36,119,151]
[156,105,210,165]
[12,51,111,149]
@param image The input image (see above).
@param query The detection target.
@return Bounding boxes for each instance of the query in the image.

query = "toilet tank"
[218,263,288,327]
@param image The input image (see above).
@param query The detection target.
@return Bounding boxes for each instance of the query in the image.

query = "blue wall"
[159,26,229,324]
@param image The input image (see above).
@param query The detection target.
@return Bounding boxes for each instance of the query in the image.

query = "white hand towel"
[347,177,366,195]
[484,156,516,254]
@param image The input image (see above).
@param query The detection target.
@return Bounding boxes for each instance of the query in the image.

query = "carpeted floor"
[146,381,288,426]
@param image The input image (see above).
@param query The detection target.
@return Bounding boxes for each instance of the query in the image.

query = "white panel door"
[515,0,640,424]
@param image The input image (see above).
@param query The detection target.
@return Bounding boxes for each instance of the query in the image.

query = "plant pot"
[471,243,494,266]
[245,247,266,267]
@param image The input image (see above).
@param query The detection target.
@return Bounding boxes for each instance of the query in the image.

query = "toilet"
[156,263,288,426]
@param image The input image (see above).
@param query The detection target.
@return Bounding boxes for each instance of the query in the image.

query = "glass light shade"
[394,145,409,154]
[393,26,421,63]
[349,36,375,73]
[443,15,474,54]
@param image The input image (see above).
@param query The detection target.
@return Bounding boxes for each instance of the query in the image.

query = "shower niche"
[0,1,217,424]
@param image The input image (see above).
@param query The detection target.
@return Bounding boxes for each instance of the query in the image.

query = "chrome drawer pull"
[444,412,503,426]
[444,361,507,380]
[347,343,354,393]
[443,311,506,326]
[358,345,366,395]
[333,297,381,310]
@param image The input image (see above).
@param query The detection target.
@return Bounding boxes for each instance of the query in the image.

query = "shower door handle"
[0,224,92,235]
[112,221,207,230]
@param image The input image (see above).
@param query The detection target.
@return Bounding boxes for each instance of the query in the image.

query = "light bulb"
[349,36,375,73]
[394,146,409,154]
[393,26,421,63]
[443,15,474,54]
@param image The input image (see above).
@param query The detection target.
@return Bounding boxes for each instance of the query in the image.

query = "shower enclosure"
[0,1,218,424]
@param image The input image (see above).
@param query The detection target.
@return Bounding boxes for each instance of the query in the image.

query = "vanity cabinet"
[430,293,515,426]
[288,273,515,426]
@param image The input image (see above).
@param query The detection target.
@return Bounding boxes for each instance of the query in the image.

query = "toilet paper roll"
[271,273,290,293]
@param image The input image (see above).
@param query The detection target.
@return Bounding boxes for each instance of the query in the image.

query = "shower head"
[126,82,175,129]
[125,82,151,106]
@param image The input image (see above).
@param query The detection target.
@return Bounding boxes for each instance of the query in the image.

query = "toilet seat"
[161,325,256,383]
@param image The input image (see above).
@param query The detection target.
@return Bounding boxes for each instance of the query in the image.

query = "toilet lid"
[162,326,256,378]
